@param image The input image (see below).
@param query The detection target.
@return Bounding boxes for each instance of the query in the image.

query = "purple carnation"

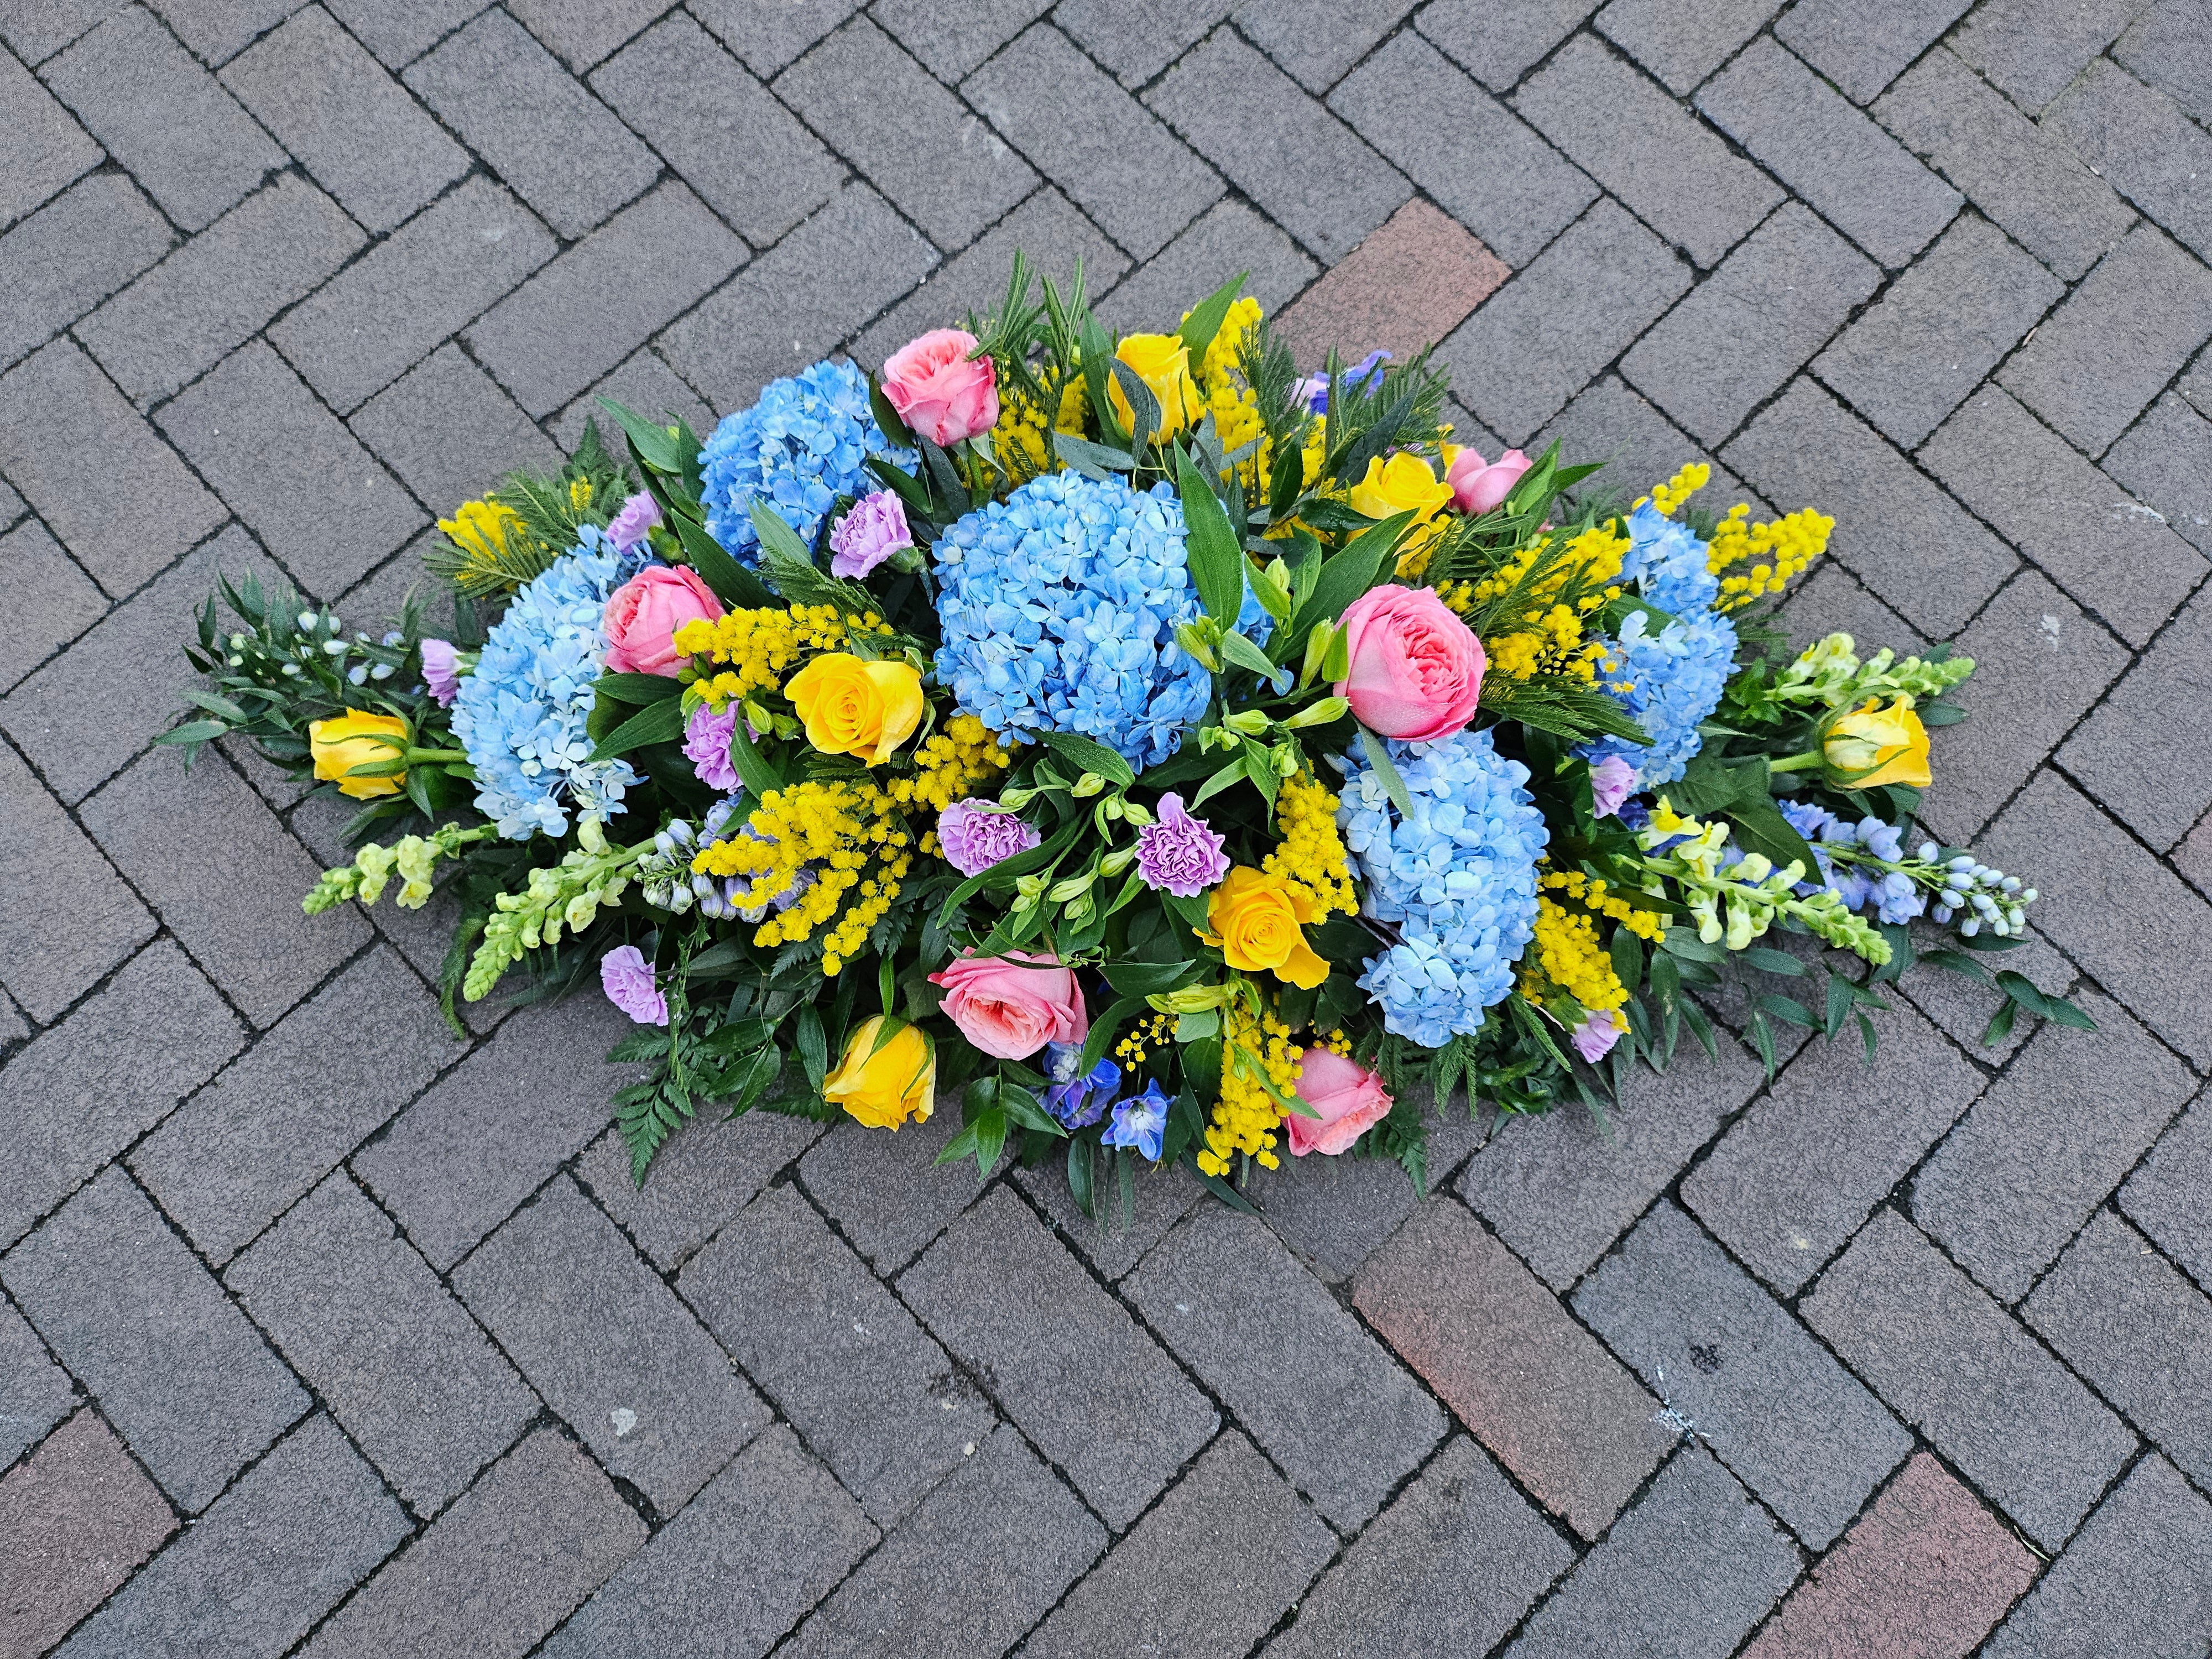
[1589,754,1636,820]
[600,945,668,1026]
[828,489,913,579]
[936,799,1039,877]
[684,702,739,792]
[420,638,461,706]
[1134,792,1229,898]
[606,490,662,552]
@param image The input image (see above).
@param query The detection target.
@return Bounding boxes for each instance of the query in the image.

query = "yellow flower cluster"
[1484,604,1613,684]
[1540,866,1668,942]
[439,499,521,561]
[1463,523,1627,682]
[1115,1010,1174,1067]
[690,779,912,974]
[568,477,593,511]
[1261,771,1357,917]
[1521,895,1629,1014]
[1201,995,1303,1176]
[677,605,886,705]
[1647,462,1709,517]
[1706,503,1833,611]
[885,713,1017,817]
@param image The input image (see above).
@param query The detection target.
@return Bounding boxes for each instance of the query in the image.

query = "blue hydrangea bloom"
[1618,500,1720,617]
[699,359,911,565]
[932,471,1269,769]
[1581,606,1739,790]
[1336,728,1549,1047]
[452,528,641,840]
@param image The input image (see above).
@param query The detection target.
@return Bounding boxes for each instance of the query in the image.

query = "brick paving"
[1,1,2209,1652]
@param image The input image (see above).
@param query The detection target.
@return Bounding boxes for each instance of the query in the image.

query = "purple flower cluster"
[684,702,739,792]
[830,489,914,578]
[1133,792,1229,898]
[420,638,462,707]
[936,799,1039,878]
[600,945,667,1025]
[606,491,662,552]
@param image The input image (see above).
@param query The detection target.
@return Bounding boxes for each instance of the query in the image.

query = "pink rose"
[928,950,1087,1061]
[880,328,999,447]
[1333,585,1486,743]
[601,565,724,677]
[1286,1048,1393,1156]
[1447,448,1532,515]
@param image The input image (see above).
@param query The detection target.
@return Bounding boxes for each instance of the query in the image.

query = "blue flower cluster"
[1583,606,1738,790]
[1778,802,1927,924]
[932,471,1267,769]
[1618,500,1720,617]
[699,359,909,565]
[452,529,641,839]
[1337,728,1550,1047]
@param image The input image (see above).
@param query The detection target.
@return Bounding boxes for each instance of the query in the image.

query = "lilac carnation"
[1134,792,1229,898]
[685,702,739,792]
[830,489,913,579]
[420,638,461,706]
[606,491,662,552]
[936,799,1038,877]
[600,945,667,1026]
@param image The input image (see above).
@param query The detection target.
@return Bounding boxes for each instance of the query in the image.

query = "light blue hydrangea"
[932,471,1269,769]
[452,528,641,840]
[1618,500,1721,618]
[1336,728,1549,1047]
[1582,605,1739,790]
[699,359,911,565]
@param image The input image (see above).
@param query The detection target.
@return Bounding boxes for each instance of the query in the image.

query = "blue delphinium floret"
[1774,802,1930,924]
[1335,727,1549,1047]
[932,470,1267,769]
[698,359,911,566]
[1103,1081,1169,1161]
[452,527,640,839]
[1618,500,1720,617]
[1042,1042,1119,1130]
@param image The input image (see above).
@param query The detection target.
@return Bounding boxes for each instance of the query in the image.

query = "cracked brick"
[2108,389,2212,556]
[2047,58,2212,263]
[0,37,98,231]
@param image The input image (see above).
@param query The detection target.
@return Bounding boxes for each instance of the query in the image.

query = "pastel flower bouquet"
[167,257,2089,1209]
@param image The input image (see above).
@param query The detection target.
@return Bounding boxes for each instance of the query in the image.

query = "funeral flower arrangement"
[166,258,2088,1208]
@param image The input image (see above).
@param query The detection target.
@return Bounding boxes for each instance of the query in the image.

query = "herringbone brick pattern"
[2,1,2209,1653]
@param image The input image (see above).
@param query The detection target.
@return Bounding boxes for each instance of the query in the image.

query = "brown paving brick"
[1271,199,1508,373]
[0,1410,175,1659]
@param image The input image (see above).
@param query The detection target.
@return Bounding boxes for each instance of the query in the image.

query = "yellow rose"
[1349,452,1455,576]
[784,653,925,765]
[1823,696,1932,789]
[824,1015,935,1130]
[1107,333,1201,437]
[309,710,409,800]
[1200,866,1331,990]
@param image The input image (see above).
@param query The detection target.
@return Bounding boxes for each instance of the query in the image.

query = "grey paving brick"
[225,1171,534,1514]
[351,992,644,1270]
[796,1109,1004,1273]
[2115,0,2212,123]
[0,1408,175,1657]
[145,0,300,64]
[1134,1206,1446,1529]
[1416,0,1597,92]
[4,1167,307,1511]
[1955,0,2150,111]
[1536,373,1766,514]
[456,1175,764,1515]
[687,0,860,78]
[2062,591,2212,849]
[0,171,171,369]
[901,1186,1216,1530]
[221,7,467,236]
[1266,1434,1572,1659]
[1597,0,1774,94]
[1874,48,2134,283]
[466,182,745,419]
[589,13,841,249]
[0,338,224,596]
[1352,1197,1670,1538]
[1053,0,1233,88]
[2123,1099,2212,1285]
[1025,1430,1334,1658]
[2110,390,2212,556]
[1094,199,1316,335]
[0,1301,76,1468]
[0,750,155,1031]
[348,344,563,515]
[0,519,102,694]
[780,1425,1102,1659]
[2049,64,2212,264]
[302,1428,645,1659]
[574,1112,823,1271]
[657,184,935,410]
[404,11,656,239]
[0,0,127,65]
[1010,1152,1205,1281]
[1505,1446,1801,1659]
[554,346,712,457]
[1231,0,1413,94]
[874,0,1049,81]
[1146,29,1409,265]
[1577,1201,1912,1547]
[1517,35,1784,270]
[680,1184,991,1525]
[130,945,455,1264]
[322,0,481,69]
[0,38,97,230]
[1256,1103,1486,1283]
[1777,0,1974,105]
[1980,1452,2212,1659]
[507,0,667,71]
[52,1413,409,1659]
[1328,30,1597,269]
[41,6,283,232]
[1804,1208,2135,1547]
[540,1424,876,1659]
[1921,388,2206,649]
[1441,200,1690,442]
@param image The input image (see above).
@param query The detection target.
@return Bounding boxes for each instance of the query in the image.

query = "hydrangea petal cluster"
[932,471,1267,768]
[699,359,911,566]
[1583,606,1738,791]
[1337,728,1550,1046]
[451,528,641,839]
[1618,500,1720,617]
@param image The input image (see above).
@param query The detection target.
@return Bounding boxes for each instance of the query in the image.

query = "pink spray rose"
[1589,754,1637,819]
[601,565,724,677]
[1447,447,1532,515]
[928,950,1087,1061]
[1286,1048,1394,1156]
[880,328,999,447]
[1333,584,1486,743]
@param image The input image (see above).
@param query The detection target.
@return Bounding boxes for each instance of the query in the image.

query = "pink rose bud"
[601,565,724,677]
[879,328,1000,447]
[1333,584,1486,743]
[1447,447,1532,516]
[927,950,1087,1061]
[1285,1047,1394,1156]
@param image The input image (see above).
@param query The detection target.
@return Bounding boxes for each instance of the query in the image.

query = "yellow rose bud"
[1348,452,1455,576]
[1823,696,1932,789]
[1198,866,1331,990]
[309,710,410,800]
[783,653,925,765]
[1107,333,1201,437]
[823,1015,935,1131]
